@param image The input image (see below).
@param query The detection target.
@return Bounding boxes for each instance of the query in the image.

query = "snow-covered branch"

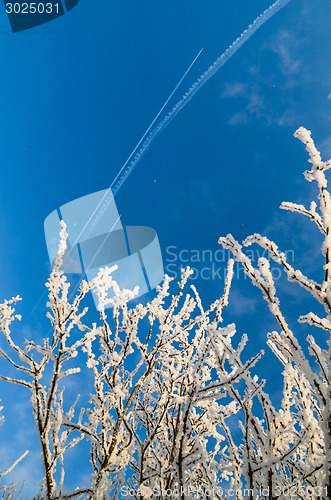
[219,127,331,495]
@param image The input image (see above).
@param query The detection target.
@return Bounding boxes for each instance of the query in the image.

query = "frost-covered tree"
[220,127,330,497]
[0,127,329,499]
[1,231,267,499]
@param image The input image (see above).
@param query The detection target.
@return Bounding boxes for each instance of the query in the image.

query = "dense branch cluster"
[219,127,331,497]
[0,128,329,499]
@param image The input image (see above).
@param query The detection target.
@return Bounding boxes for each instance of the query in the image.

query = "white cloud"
[221,82,247,98]
[219,26,310,128]
[221,82,297,127]
[229,111,248,126]
[269,30,302,77]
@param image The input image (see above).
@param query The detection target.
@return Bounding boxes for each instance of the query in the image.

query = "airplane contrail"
[111,0,292,196]
[85,0,292,240]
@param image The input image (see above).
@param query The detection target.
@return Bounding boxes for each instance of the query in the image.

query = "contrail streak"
[111,0,292,195]
[85,0,292,239]
[30,50,203,318]
[66,49,204,251]
[111,49,204,190]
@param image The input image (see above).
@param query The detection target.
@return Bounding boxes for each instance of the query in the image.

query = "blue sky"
[0,0,330,494]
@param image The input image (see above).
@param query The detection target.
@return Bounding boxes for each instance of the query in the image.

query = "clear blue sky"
[0,0,330,494]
